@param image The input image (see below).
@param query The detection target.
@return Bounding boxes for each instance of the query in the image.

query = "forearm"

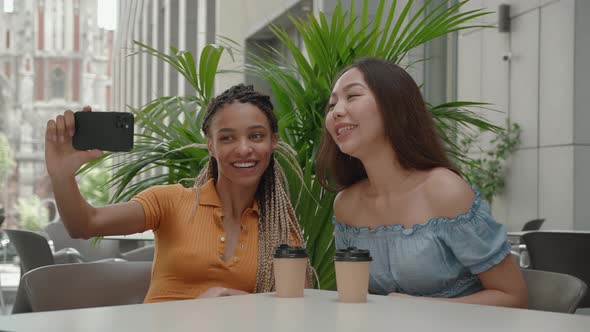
[431,289,527,308]
[50,174,96,238]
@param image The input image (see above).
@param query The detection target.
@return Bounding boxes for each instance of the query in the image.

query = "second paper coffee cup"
[273,244,308,298]
[334,247,372,303]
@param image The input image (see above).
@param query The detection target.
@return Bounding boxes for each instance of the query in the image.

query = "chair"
[45,222,154,261]
[122,244,154,261]
[522,231,590,308]
[521,218,545,231]
[0,224,9,313]
[45,222,121,261]
[521,269,587,313]
[5,229,87,314]
[13,261,152,313]
[4,229,84,275]
[0,207,5,227]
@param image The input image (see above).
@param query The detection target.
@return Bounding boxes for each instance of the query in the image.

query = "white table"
[0,290,589,332]
[507,231,530,237]
[103,231,154,241]
[507,231,532,244]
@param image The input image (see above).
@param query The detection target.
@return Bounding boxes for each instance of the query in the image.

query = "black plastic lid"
[334,247,372,262]
[273,244,308,258]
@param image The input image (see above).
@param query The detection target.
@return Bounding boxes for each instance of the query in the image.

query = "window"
[3,0,14,13]
[50,68,65,99]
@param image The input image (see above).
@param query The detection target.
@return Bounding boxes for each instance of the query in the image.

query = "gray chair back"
[522,231,590,308]
[4,229,55,274]
[122,244,155,261]
[45,222,121,261]
[521,218,545,231]
[522,269,587,313]
[20,261,152,312]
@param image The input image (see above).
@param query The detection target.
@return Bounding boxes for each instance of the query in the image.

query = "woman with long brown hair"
[45,84,305,302]
[317,58,527,308]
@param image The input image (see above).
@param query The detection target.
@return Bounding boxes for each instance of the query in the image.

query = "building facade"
[457,0,590,231]
[0,0,113,226]
[113,0,215,113]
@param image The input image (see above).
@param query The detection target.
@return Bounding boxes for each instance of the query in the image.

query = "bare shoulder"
[423,168,476,219]
[333,180,365,223]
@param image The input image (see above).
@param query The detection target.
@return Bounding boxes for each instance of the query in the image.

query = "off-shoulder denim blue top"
[333,191,511,297]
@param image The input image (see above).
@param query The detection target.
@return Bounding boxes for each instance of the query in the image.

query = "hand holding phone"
[45,107,134,179]
[72,111,134,152]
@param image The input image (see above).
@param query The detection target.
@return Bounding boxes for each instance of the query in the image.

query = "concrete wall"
[215,0,303,93]
[457,0,589,231]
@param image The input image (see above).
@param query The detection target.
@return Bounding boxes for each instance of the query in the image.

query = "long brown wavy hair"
[317,57,458,192]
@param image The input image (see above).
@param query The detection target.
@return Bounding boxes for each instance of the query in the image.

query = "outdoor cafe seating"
[522,231,590,308]
[1,229,589,331]
[12,261,151,313]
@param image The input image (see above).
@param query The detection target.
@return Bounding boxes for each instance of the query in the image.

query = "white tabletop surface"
[102,231,154,241]
[507,231,530,237]
[0,290,588,332]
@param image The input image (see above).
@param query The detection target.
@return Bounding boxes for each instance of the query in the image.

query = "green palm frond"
[83,43,227,204]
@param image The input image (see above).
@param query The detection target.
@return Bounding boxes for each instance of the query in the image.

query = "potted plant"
[459,120,522,203]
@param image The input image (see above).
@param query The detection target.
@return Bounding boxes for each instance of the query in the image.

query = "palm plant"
[246,0,499,289]
[82,41,306,250]
[80,42,227,202]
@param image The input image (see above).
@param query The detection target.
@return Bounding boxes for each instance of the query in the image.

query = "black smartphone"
[72,111,134,152]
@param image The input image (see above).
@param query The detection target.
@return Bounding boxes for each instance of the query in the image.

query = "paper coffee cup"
[334,247,372,303]
[273,244,308,298]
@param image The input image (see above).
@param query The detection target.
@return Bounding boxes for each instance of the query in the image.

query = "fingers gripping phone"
[72,111,134,152]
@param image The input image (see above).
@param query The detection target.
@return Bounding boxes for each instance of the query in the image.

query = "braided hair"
[194,84,307,292]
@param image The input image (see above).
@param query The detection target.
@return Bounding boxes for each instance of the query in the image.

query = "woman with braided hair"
[45,84,307,302]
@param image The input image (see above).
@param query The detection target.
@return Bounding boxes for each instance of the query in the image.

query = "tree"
[0,133,15,188]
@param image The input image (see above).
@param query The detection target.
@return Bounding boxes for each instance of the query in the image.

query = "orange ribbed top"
[132,179,263,303]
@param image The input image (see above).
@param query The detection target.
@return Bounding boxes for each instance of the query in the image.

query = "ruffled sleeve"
[333,216,350,250]
[437,195,512,275]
